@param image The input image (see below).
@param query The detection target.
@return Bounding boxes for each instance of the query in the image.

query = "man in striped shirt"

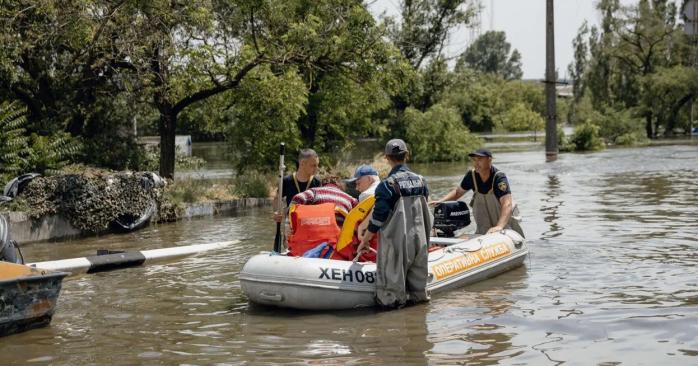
[290,175,358,227]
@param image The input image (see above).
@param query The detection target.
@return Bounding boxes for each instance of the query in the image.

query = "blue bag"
[302,242,334,259]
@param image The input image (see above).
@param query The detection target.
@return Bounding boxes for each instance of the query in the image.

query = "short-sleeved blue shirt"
[459,166,511,199]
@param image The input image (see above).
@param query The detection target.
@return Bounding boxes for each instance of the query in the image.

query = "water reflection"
[226,306,431,365]
[540,175,563,240]
[426,267,528,365]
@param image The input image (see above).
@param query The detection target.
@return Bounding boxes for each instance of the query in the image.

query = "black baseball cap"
[468,149,492,158]
[385,138,408,155]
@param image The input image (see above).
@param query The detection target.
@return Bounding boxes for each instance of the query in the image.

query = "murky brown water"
[2,144,697,365]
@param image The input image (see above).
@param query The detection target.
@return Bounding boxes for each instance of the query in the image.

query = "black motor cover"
[433,201,471,237]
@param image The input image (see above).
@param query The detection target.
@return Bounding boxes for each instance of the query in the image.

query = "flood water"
[3,144,698,365]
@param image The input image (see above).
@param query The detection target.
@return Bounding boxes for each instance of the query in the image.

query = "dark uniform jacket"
[368,164,429,233]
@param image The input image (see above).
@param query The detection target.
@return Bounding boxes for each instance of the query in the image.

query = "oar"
[28,240,239,275]
[273,143,286,252]
[353,247,377,262]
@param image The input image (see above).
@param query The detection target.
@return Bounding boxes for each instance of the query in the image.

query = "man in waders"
[430,149,524,237]
[357,139,431,308]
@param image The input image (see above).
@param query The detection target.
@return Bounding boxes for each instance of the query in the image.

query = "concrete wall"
[3,198,272,244]
[180,198,271,218]
[6,212,82,243]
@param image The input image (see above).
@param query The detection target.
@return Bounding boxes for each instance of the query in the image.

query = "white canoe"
[240,230,527,310]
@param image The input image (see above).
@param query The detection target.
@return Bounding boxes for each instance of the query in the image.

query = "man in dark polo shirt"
[272,149,321,222]
[430,149,523,237]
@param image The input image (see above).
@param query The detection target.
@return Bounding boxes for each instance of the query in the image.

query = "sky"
[369,0,662,79]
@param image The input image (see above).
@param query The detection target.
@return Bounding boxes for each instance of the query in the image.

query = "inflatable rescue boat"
[240,229,527,310]
[241,200,528,310]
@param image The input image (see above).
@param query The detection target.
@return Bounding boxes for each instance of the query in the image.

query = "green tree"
[0,101,81,178]
[441,71,507,132]
[568,122,605,151]
[568,21,589,124]
[493,103,544,132]
[224,67,307,171]
[121,0,403,177]
[457,31,523,80]
[0,101,30,179]
[24,132,81,175]
[377,0,479,140]
[584,0,620,110]
[596,107,646,145]
[106,0,273,178]
[615,0,678,137]
[387,0,478,70]
[0,1,125,135]
[581,0,681,138]
[568,22,590,102]
[289,1,403,152]
[404,104,481,162]
[501,81,545,116]
[641,66,698,135]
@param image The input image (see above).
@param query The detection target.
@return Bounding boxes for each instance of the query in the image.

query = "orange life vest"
[288,203,340,257]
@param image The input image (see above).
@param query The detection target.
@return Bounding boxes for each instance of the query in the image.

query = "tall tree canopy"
[0,0,576,172]
[457,30,523,80]
[569,0,691,139]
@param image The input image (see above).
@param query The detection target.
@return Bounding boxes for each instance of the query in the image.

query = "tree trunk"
[158,105,177,179]
[645,112,654,139]
[666,94,694,135]
[298,79,321,146]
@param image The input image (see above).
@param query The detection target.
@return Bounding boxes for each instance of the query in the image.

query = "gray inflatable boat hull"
[240,230,528,310]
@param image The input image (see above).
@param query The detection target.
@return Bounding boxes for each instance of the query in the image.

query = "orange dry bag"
[288,203,340,257]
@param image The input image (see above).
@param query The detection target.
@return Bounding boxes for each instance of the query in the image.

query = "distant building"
[138,135,193,156]
[556,84,573,98]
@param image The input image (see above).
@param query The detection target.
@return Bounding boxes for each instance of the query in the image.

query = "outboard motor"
[0,196,23,264]
[433,201,471,238]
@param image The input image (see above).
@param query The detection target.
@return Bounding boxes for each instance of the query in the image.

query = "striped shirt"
[291,185,358,226]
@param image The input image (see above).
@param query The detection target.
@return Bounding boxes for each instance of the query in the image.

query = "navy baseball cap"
[345,164,378,182]
[468,149,492,158]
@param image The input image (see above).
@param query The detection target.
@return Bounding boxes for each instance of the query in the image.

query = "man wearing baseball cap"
[430,148,524,237]
[345,164,380,202]
[358,138,431,308]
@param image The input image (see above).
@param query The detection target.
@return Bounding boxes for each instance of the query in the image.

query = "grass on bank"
[164,170,273,206]
[165,154,390,208]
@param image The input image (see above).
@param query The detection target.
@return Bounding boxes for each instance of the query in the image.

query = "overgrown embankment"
[4,169,275,236]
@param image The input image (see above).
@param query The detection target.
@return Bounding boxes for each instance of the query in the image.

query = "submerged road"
[4,144,698,365]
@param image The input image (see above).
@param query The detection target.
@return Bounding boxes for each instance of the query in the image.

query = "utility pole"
[683,0,698,140]
[545,0,558,161]
[686,0,698,140]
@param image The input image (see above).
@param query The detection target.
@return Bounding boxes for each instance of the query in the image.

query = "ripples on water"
[3,145,698,365]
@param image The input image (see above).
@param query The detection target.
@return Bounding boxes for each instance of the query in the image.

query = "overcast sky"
[369,0,668,79]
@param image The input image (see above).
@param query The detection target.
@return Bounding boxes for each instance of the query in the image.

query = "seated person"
[290,175,358,226]
[333,166,381,262]
[345,164,380,202]
[332,198,380,262]
[346,165,380,250]
[287,175,358,257]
